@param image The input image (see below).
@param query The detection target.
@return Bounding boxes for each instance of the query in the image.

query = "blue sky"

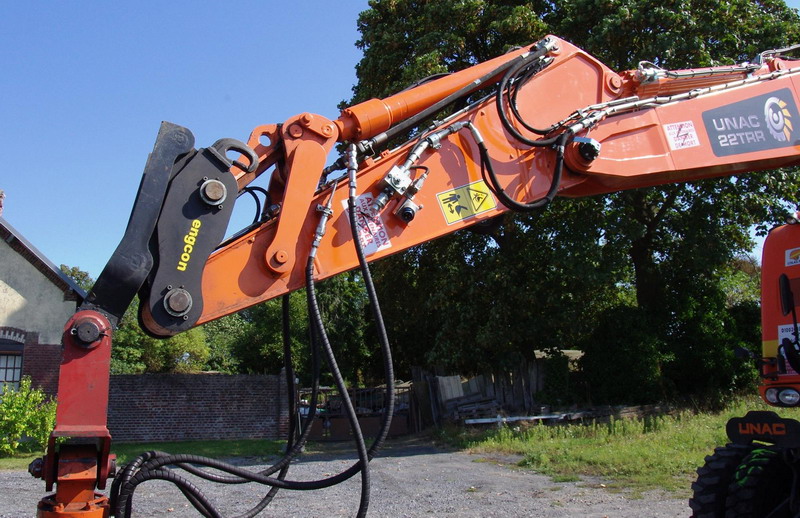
[0,1,369,277]
[1,1,799,278]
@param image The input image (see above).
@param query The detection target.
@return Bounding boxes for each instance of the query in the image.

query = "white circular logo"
[764,96,793,142]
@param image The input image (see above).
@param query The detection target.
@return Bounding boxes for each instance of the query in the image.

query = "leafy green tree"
[550,0,800,70]
[580,306,668,404]
[316,273,374,385]
[203,314,246,373]
[720,255,761,307]
[59,264,94,292]
[350,0,800,402]
[354,1,565,379]
[230,274,375,386]
[111,299,208,374]
[550,1,800,314]
[231,292,309,378]
[352,1,548,103]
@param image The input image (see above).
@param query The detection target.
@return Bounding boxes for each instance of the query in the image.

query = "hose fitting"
[310,182,337,259]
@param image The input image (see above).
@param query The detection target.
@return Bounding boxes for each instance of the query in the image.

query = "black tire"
[725,446,794,518]
[690,444,754,517]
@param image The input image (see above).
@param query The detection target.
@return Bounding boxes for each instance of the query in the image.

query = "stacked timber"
[443,393,502,420]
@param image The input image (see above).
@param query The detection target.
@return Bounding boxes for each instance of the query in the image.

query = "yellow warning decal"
[437,180,497,225]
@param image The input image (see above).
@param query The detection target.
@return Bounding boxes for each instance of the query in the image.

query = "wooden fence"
[414,353,578,425]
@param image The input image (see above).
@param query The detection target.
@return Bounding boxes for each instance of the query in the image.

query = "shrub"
[0,377,56,456]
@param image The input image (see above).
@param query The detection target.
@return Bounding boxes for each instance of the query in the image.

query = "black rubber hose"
[131,451,354,490]
[113,183,400,516]
[495,52,560,147]
[116,468,221,518]
[232,294,298,518]
[129,251,395,493]
[114,451,218,518]
[112,310,325,517]
[347,195,395,454]
[480,132,568,212]
[305,255,372,517]
[130,330,376,492]
[136,320,325,484]
[508,63,561,136]
[109,451,154,517]
[247,186,274,220]
[241,188,262,225]
[141,330,325,486]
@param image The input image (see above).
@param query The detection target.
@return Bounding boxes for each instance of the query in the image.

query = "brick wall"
[22,339,61,397]
[107,372,289,443]
[0,326,61,397]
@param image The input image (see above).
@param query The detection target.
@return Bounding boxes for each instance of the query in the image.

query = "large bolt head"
[200,179,227,206]
[72,319,102,346]
[164,288,193,317]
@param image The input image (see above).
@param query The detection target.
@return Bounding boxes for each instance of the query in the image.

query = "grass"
[0,439,284,471]
[112,439,284,465]
[443,396,800,497]
[7,395,800,498]
[0,452,39,471]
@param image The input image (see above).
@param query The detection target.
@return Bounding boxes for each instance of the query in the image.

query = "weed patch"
[445,397,800,495]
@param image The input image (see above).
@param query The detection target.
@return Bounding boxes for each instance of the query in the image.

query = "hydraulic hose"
[494,51,560,147]
[112,297,325,516]
[480,131,568,212]
[346,144,396,456]
[305,255,372,518]
[235,294,298,517]
[507,62,561,136]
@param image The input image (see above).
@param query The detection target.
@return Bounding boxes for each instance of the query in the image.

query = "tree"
[231,292,310,378]
[111,298,208,374]
[203,314,246,373]
[549,0,800,400]
[353,1,567,379]
[352,1,549,103]
[720,255,760,308]
[59,264,94,292]
[349,0,800,402]
[316,273,375,385]
[229,274,376,387]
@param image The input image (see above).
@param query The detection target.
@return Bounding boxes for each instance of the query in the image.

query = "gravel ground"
[1,435,690,517]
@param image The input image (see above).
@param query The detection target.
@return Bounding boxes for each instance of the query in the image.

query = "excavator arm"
[33,35,800,516]
[196,36,800,328]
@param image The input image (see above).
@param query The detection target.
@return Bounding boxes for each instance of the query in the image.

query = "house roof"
[0,216,87,303]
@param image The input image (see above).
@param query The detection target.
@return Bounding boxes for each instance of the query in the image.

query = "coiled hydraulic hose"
[505,59,561,136]
[345,144,396,457]
[304,184,372,515]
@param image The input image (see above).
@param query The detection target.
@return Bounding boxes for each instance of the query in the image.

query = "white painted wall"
[0,240,75,344]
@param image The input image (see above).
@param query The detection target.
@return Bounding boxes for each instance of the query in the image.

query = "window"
[0,354,22,391]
